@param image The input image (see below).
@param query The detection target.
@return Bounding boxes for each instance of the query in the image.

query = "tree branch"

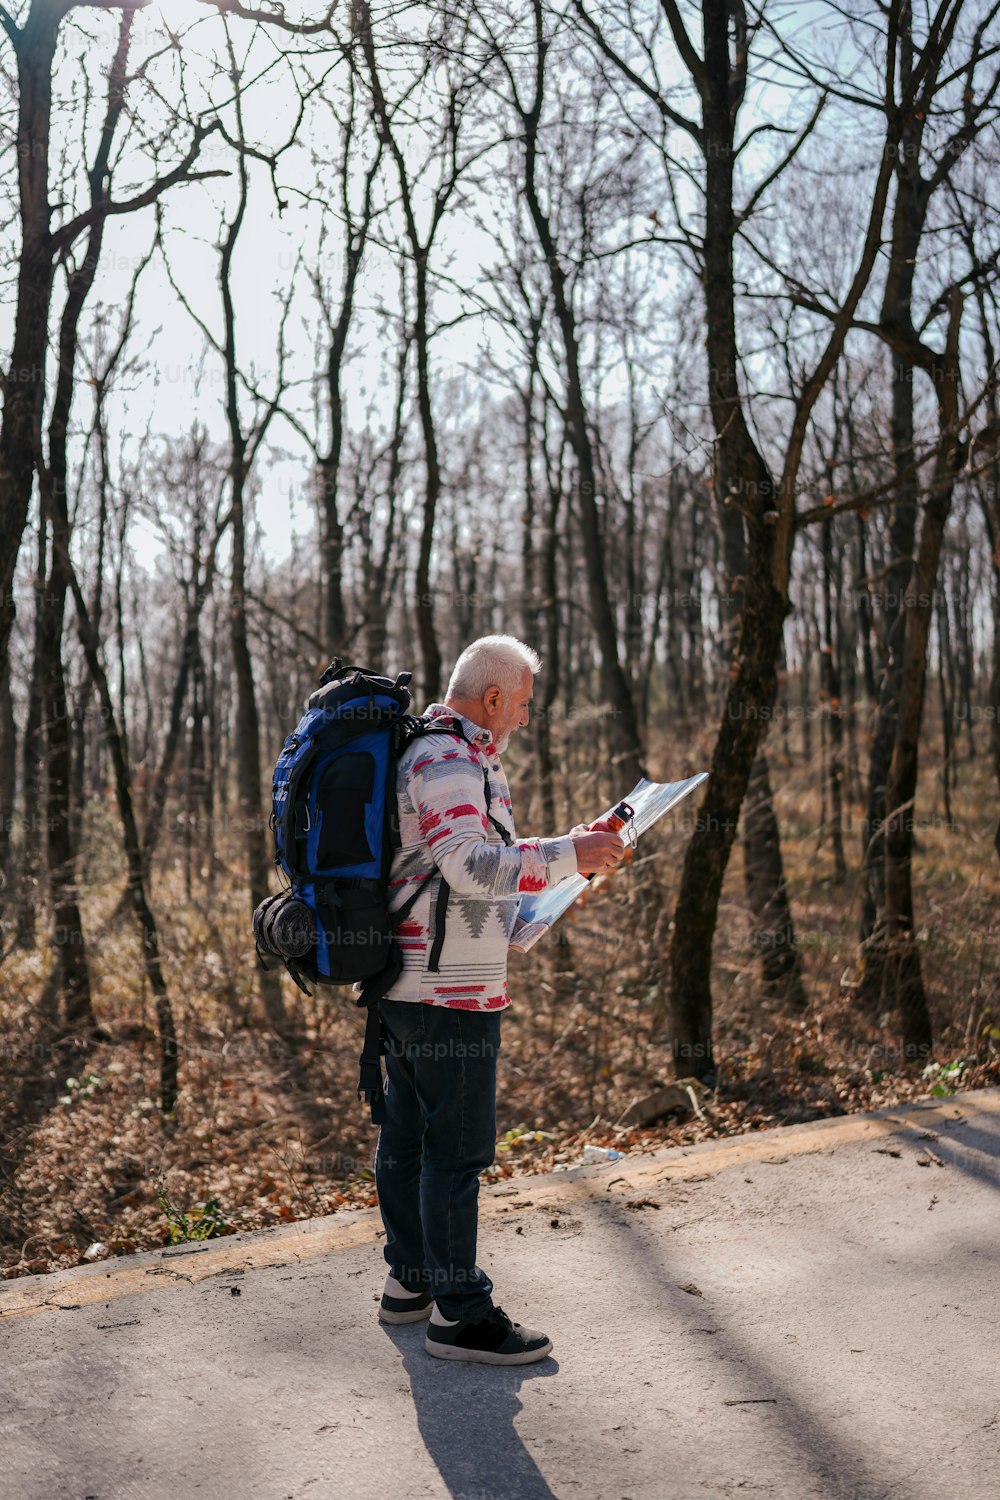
[571,0,703,144]
[735,89,827,227]
[0,2,19,46]
[198,0,339,35]
[660,0,709,99]
[51,120,227,254]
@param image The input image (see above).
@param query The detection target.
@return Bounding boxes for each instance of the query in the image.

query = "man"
[374,634,626,1365]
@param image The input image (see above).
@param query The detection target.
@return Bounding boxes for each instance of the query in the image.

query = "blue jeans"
[375,998,503,1322]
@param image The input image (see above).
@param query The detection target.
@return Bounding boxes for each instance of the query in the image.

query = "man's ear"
[484,685,502,714]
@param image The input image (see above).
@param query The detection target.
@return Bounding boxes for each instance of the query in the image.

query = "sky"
[3,0,976,590]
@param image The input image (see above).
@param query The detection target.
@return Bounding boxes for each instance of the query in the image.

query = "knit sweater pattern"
[383,703,578,1009]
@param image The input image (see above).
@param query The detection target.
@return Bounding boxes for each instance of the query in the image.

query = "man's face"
[488,667,534,754]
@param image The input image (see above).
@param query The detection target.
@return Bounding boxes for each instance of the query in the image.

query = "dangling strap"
[427,877,450,973]
[481,764,512,846]
[356,881,423,1124]
[357,992,391,1125]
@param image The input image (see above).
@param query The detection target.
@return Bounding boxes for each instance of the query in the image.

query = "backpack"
[251,657,498,1123]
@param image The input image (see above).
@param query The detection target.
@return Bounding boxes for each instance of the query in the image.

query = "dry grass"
[1,722,997,1279]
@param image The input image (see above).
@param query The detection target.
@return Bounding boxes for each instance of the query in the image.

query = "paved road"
[2,1088,999,1500]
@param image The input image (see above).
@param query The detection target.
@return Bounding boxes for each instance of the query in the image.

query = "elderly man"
[374,634,626,1365]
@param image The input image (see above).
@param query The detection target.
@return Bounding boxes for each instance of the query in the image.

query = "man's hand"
[570,827,626,876]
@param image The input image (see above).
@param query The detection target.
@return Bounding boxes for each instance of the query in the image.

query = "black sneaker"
[379,1274,433,1325]
[425,1304,553,1365]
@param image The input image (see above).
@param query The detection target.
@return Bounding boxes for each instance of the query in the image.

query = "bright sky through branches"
[2,0,974,593]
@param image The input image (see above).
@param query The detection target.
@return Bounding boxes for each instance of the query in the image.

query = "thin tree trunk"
[968,286,1000,838]
[877,291,966,1057]
[860,6,923,979]
[37,12,139,1028]
[140,518,228,879]
[821,519,847,881]
[936,588,955,826]
[0,659,15,952]
[517,0,643,785]
[217,69,291,1040]
[742,750,808,1008]
[37,510,93,1029]
[316,82,381,658]
[860,369,918,963]
[537,418,563,833]
[952,551,974,761]
[16,519,46,950]
[0,1,62,678]
[354,0,449,701]
[855,513,878,703]
[57,539,178,1113]
[366,321,408,667]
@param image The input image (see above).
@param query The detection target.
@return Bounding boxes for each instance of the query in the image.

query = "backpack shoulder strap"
[402,714,512,846]
[398,712,514,977]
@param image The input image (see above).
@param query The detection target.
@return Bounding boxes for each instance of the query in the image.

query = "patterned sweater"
[384,703,578,1009]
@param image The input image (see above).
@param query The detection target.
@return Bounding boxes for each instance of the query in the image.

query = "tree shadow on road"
[381,1323,559,1500]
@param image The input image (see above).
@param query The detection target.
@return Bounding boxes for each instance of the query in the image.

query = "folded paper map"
[510,772,709,954]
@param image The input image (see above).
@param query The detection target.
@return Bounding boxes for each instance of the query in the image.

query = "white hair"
[445,634,541,701]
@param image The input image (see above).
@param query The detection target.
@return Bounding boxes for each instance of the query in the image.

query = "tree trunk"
[519,0,643,786]
[969,285,1000,835]
[18,521,47,949]
[229,470,290,1035]
[316,102,380,658]
[537,435,563,833]
[38,511,93,1030]
[57,539,179,1113]
[860,5,924,983]
[936,587,955,825]
[821,519,847,881]
[140,520,227,880]
[354,0,446,702]
[366,324,408,667]
[0,658,15,951]
[0,1,61,677]
[742,750,807,1008]
[657,0,890,1069]
[217,84,292,1041]
[859,360,918,967]
[35,10,138,1029]
[877,293,965,1057]
[854,512,878,703]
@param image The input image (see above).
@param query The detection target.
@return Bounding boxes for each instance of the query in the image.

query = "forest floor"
[2,729,998,1280]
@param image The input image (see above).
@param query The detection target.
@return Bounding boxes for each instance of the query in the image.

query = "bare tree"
[573,0,896,1069]
[479,0,645,783]
[35,10,137,1031]
[354,0,487,701]
[0,0,222,682]
[138,430,232,880]
[857,1,1000,992]
[158,19,306,1037]
[309,65,383,657]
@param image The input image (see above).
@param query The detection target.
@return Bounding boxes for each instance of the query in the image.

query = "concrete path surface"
[2,1087,999,1500]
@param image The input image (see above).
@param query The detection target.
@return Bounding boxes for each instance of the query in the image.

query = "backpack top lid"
[306,658,412,716]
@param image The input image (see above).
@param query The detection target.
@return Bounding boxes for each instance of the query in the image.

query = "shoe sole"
[425,1336,553,1365]
[379,1303,433,1325]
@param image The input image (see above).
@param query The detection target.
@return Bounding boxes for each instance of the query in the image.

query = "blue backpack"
[252,658,484,1121]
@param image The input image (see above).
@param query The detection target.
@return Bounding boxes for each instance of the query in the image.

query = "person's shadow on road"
[382,1324,559,1500]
